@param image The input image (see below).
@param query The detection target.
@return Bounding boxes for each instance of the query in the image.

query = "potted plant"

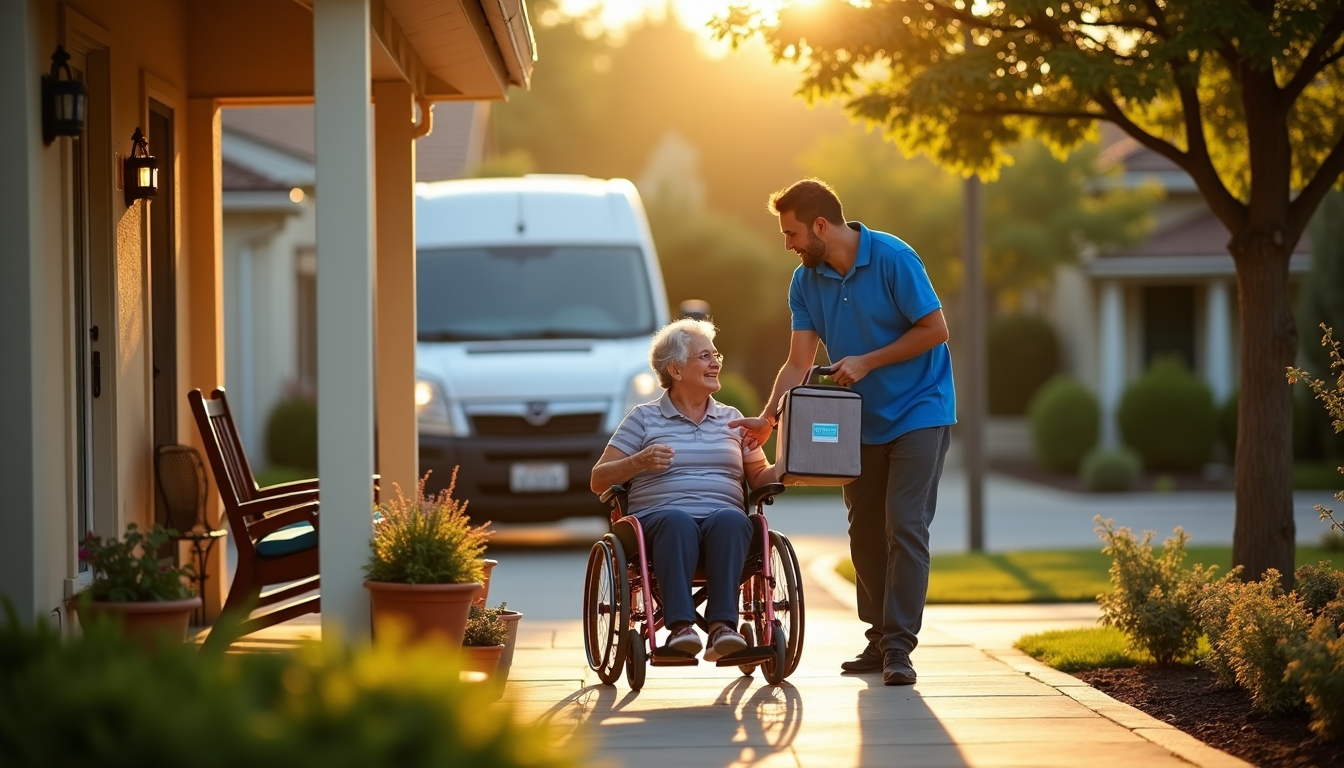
[74,522,200,649]
[364,469,491,646]
[495,603,524,685]
[474,558,499,608]
[462,603,508,680]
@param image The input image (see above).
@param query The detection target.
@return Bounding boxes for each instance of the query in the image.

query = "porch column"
[1204,279,1233,406]
[314,0,375,642]
[1098,281,1125,448]
[373,80,419,499]
[184,98,228,621]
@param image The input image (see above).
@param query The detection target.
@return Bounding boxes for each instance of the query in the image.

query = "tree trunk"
[1230,233,1297,585]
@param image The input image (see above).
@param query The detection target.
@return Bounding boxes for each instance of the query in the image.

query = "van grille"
[471,413,604,436]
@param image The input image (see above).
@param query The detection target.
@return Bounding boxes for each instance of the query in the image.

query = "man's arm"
[727,330,820,446]
[826,309,948,387]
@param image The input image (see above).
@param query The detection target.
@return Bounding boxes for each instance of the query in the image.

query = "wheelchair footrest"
[649,647,699,666]
[714,646,777,667]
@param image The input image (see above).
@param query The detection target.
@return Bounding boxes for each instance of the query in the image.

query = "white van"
[413,176,668,522]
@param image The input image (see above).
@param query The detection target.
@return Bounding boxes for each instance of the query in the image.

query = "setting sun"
[554,0,811,40]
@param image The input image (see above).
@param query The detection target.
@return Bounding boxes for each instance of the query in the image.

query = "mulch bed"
[1074,666,1341,768]
[990,457,1234,493]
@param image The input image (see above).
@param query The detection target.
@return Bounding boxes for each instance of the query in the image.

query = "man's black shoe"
[840,642,883,673]
[882,649,917,686]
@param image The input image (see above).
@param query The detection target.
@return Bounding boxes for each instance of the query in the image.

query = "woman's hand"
[728,416,772,448]
[635,444,675,473]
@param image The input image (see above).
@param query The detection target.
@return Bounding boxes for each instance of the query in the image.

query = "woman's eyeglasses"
[691,351,725,365]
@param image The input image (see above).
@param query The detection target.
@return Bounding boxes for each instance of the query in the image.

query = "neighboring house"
[1,0,534,637]
[220,103,487,467]
[1051,134,1313,449]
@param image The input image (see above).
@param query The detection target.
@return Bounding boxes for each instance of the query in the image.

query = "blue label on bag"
[811,423,839,443]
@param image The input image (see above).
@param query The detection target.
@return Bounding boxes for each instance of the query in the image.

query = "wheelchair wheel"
[770,531,805,676]
[737,622,758,677]
[761,620,788,685]
[583,535,629,685]
[625,627,647,691]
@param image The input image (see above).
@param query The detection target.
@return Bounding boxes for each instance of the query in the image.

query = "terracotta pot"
[461,643,504,677]
[496,609,523,684]
[76,596,201,650]
[364,580,481,646]
[473,559,498,608]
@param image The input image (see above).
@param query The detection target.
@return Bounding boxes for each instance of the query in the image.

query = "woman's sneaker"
[665,625,703,656]
[704,625,748,662]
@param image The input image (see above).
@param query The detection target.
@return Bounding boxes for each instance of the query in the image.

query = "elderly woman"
[590,318,774,660]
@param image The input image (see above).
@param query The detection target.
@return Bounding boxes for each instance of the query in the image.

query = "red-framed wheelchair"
[582,482,805,690]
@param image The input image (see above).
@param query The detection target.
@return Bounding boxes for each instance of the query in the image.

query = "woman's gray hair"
[649,318,718,389]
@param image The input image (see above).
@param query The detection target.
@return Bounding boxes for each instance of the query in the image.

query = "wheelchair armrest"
[599,484,628,505]
[748,483,787,508]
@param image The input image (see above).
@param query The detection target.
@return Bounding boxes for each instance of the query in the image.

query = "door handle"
[92,351,101,398]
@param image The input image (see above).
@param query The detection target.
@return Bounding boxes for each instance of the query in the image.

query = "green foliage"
[987,314,1060,416]
[0,603,579,767]
[1118,358,1218,472]
[365,470,490,586]
[1094,517,1233,666]
[1027,375,1099,473]
[1194,575,1246,684]
[1014,627,1153,672]
[714,370,761,419]
[78,523,193,602]
[1287,613,1344,741]
[1295,561,1344,617]
[1219,570,1313,714]
[467,149,536,178]
[1079,447,1142,493]
[464,604,509,647]
[265,397,318,472]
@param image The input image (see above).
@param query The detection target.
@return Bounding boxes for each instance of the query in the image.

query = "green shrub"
[1194,576,1247,684]
[714,370,761,418]
[1295,561,1344,617]
[988,314,1060,416]
[265,397,318,471]
[0,603,579,767]
[464,604,509,647]
[1028,376,1099,473]
[365,470,489,585]
[1094,516,1232,665]
[1079,448,1142,492]
[1287,612,1344,741]
[1220,569,1313,713]
[1117,357,1217,472]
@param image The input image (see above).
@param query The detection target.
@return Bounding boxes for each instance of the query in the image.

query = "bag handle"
[798,364,836,388]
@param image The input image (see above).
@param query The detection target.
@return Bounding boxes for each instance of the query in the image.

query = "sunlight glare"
[555,0,809,41]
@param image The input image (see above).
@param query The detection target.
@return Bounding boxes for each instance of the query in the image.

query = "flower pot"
[473,559,498,608]
[497,609,523,684]
[76,596,201,650]
[461,643,504,678]
[364,580,481,646]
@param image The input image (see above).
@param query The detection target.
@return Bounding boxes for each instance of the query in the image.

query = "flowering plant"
[79,523,195,602]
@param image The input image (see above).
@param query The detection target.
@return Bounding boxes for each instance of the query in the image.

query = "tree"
[715,0,1344,583]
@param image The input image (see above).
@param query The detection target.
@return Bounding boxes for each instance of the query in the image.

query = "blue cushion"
[255,522,317,558]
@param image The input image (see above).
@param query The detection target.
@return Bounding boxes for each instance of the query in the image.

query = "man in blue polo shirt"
[730,178,956,685]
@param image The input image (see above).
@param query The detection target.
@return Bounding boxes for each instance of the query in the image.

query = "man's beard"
[799,229,827,268]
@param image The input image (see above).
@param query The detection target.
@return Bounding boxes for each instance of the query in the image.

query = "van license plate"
[510,462,568,493]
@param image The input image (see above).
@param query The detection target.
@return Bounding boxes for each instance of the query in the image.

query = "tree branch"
[1282,8,1344,103]
[1289,133,1344,241]
[977,106,1109,121]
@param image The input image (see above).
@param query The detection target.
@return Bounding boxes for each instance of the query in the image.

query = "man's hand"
[828,355,873,386]
[635,444,674,473]
[728,416,773,449]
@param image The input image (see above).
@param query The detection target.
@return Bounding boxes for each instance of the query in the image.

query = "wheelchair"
[582,482,805,690]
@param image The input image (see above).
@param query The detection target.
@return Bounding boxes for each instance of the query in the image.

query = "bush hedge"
[988,314,1060,416]
[1028,376,1099,473]
[1117,357,1217,472]
[265,397,318,472]
[1080,448,1142,492]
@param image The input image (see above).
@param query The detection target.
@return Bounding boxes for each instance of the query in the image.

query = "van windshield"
[416,245,657,341]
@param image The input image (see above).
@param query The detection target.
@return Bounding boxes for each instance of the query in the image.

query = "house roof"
[222,159,290,192]
[1089,208,1314,278]
[222,103,484,183]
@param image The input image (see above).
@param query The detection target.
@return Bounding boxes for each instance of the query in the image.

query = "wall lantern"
[123,128,158,206]
[42,45,87,144]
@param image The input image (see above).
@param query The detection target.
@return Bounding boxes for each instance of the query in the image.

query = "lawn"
[835,546,1339,603]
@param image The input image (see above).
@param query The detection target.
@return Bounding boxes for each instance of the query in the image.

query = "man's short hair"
[768,178,844,228]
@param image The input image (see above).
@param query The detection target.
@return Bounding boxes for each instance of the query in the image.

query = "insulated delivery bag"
[774,365,862,485]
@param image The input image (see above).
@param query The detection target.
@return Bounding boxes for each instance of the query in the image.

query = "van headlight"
[416,378,463,436]
[623,371,659,414]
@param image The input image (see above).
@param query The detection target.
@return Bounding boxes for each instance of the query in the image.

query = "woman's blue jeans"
[637,506,753,628]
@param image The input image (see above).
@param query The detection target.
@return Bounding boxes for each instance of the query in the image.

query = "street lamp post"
[963,26,986,553]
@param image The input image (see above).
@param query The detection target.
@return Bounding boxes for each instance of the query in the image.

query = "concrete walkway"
[499,540,1252,768]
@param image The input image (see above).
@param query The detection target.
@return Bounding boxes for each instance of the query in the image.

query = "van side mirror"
[679,299,711,321]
